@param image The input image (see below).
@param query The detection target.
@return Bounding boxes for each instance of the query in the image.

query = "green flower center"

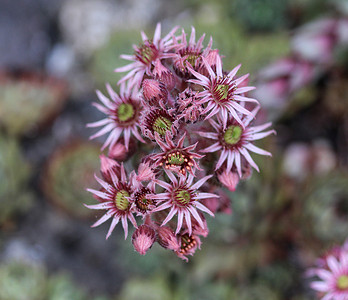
[186,54,199,67]
[174,188,192,206]
[337,275,348,290]
[215,84,229,101]
[137,43,157,65]
[115,190,130,211]
[167,152,185,166]
[224,125,243,145]
[153,116,172,136]
[117,103,134,122]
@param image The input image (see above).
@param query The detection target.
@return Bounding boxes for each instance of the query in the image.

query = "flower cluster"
[86,24,275,261]
[309,240,348,300]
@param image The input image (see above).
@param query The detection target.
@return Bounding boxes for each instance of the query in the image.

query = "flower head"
[188,55,259,128]
[197,107,275,176]
[172,27,212,78]
[150,131,203,175]
[148,170,216,236]
[141,107,178,140]
[115,23,179,88]
[87,83,145,150]
[310,246,348,300]
[85,162,137,239]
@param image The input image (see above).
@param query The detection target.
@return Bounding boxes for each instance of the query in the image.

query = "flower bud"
[217,169,239,192]
[153,59,176,91]
[157,226,180,251]
[142,79,168,106]
[108,137,137,161]
[132,225,156,255]
[137,162,155,182]
[100,155,120,182]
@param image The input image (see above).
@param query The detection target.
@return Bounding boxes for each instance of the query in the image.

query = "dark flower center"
[134,188,153,213]
[337,275,348,290]
[179,234,197,254]
[115,190,130,211]
[224,125,243,145]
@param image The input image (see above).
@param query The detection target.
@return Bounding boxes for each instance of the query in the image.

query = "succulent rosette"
[86,24,275,261]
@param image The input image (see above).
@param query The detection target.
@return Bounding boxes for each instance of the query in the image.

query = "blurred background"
[1,0,348,299]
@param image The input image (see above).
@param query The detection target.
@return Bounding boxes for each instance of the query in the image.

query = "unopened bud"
[157,226,180,251]
[137,162,155,181]
[153,59,176,91]
[100,155,120,182]
[132,225,156,255]
[217,169,239,192]
[142,79,168,106]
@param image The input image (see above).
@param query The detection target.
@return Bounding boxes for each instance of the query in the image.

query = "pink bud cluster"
[86,24,275,261]
[254,16,348,114]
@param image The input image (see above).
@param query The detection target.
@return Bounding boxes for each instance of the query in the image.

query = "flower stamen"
[223,125,243,145]
[115,190,130,211]
[174,188,193,207]
[153,116,172,136]
[338,275,348,290]
[117,103,135,122]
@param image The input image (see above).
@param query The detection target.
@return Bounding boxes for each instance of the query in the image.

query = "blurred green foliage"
[0,74,66,137]
[42,142,101,219]
[0,135,33,227]
[89,30,141,89]
[0,260,110,300]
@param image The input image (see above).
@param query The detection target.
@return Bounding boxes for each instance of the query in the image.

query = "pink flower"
[150,131,203,175]
[132,225,156,255]
[115,23,179,88]
[85,163,137,239]
[188,55,258,128]
[148,170,216,236]
[131,179,156,217]
[172,27,212,78]
[87,83,145,150]
[310,251,348,300]
[197,107,275,176]
[140,107,178,140]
